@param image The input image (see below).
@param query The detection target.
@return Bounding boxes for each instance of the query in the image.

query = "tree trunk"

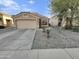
[69,9,73,29]
[65,17,69,29]
[69,19,73,29]
[65,17,73,29]
[58,17,62,27]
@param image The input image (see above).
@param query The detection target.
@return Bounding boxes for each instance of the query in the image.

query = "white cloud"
[0,0,19,14]
[20,4,32,12]
[0,0,20,9]
[20,8,32,12]
[0,7,19,14]
[23,8,32,11]
[28,0,35,4]
[0,7,32,15]
[0,0,33,14]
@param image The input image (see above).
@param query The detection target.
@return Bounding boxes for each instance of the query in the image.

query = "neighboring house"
[50,16,71,27]
[13,12,49,29]
[50,15,79,27]
[49,16,58,26]
[0,12,14,28]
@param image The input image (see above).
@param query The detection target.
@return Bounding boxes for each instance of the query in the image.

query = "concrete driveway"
[0,29,36,50]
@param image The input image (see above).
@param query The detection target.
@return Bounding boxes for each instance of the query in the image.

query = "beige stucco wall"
[3,15,14,26]
[0,13,14,27]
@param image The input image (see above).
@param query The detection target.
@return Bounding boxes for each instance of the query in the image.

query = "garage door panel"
[17,20,37,29]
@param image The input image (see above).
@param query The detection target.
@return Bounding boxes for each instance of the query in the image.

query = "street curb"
[30,29,37,49]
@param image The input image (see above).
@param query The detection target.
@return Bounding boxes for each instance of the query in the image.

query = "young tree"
[50,0,79,29]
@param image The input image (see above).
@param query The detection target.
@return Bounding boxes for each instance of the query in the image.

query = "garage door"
[17,20,37,29]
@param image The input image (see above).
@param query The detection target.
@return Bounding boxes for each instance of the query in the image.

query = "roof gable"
[13,12,40,20]
[13,12,49,22]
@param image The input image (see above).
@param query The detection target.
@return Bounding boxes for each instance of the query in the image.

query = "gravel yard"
[32,27,79,49]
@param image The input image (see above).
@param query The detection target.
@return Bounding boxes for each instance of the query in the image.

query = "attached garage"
[13,12,39,29]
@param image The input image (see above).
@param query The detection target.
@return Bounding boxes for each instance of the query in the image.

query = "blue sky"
[0,0,50,16]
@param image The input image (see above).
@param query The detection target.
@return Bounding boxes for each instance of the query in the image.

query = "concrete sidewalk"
[0,48,79,59]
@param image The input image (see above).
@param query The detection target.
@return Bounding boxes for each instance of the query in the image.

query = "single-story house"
[0,12,14,28]
[49,15,79,27]
[13,12,49,29]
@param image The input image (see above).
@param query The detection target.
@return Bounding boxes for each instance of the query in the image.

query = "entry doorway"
[6,19,11,27]
[39,19,41,28]
[0,18,3,26]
